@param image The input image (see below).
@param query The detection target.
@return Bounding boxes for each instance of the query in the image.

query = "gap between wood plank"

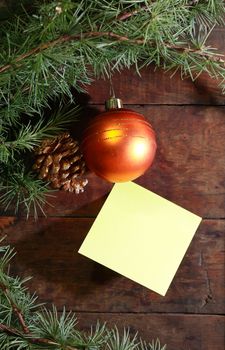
[88,103,225,107]
[0,215,225,220]
[58,311,225,317]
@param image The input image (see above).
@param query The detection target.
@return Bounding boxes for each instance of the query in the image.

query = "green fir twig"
[0,104,80,217]
[0,0,224,217]
[0,241,166,349]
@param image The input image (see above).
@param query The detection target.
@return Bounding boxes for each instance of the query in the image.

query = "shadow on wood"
[4,217,119,308]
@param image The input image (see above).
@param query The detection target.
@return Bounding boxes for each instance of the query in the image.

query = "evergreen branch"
[0,1,224,75]
[0,282,30,334]
[0,104,80,158]
[0,281,73,347]
[0,323,22,338]
[0,322,78,348]
[0,164,52,218]
[0,31,141,74]
[28,335,76,348]
[116,4,148,21]
[0,240,166,350]
[0,0,224,217]
[0,104,80,217]
[0,31,224,76]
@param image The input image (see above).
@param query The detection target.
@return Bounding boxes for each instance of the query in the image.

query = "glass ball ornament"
[81,98,157,183]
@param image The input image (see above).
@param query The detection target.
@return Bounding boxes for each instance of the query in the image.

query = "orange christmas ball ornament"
[81,98,157,183]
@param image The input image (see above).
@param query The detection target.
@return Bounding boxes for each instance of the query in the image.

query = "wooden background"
[0,28,225,350]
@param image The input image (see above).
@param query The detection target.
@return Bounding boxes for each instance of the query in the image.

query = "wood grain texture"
[0,24,225,350]
[12,105,223,219]
[1,217,224,314]
[86,68,225,105]
[76,313,225,350]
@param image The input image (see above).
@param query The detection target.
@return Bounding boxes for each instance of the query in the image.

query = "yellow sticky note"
[78,182,202,296]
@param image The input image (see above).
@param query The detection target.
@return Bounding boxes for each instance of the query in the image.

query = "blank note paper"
[78,182,202,296]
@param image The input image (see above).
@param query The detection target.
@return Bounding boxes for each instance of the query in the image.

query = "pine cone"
[33,132,88,193]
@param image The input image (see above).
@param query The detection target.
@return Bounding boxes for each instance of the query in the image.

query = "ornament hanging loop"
[109,74,115,98]
[106,74,123,110]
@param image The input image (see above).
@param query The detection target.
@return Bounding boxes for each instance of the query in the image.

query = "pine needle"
[0,0,224,217]
[0,241,167,349]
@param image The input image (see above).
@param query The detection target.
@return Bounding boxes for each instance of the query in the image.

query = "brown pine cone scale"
[33,132,88,193]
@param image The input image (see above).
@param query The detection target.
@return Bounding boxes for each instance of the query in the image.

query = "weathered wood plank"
[1,217,224,314]
[76,313,225,350]
[12,105,223,219]
[208,27,225,53]
[85,28,225,105]
[86,69,225,106]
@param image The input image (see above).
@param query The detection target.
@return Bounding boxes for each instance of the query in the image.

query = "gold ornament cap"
[105,97,123,110]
